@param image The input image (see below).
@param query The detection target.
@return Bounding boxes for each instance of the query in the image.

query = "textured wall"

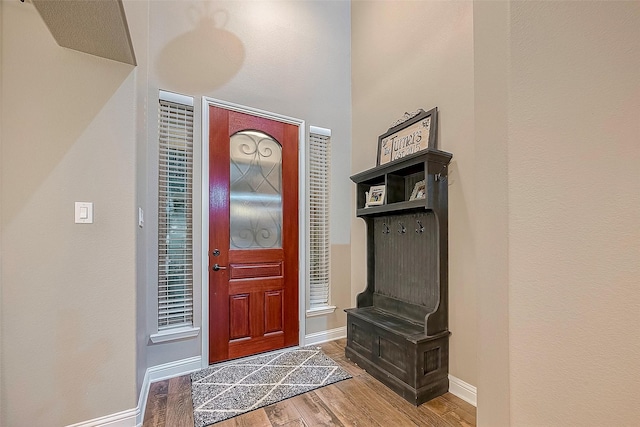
[506,2,640,425]
[121,0,150,401]
[351,1,477,387]
[473,1,510,425]
[475,1,640,425]
[0,1,137,425]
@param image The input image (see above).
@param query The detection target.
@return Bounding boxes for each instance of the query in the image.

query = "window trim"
[150,326,200,343]
[306,305,336,317]
[155,90,197,337]
[306,126,335,317]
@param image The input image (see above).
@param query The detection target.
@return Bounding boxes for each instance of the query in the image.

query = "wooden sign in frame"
[377,107,438,166]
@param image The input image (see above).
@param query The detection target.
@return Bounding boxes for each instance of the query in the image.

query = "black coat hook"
[382,223,390,234]
[416,220,424,233]
[398,222,406,234]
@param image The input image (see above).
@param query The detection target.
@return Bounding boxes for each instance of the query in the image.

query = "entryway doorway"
[204,100,303,364]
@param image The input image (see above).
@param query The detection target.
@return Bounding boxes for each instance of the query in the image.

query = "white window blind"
[158,93,194,330]
[308,128,331,309]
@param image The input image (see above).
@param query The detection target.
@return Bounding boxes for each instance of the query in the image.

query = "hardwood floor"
[143,339,476,427]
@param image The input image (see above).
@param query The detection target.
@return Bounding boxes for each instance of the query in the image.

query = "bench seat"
[345,306,450,406]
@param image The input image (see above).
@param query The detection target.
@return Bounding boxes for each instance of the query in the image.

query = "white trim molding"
[137,356,202,426]
[448,374,477,407]
[69,352,474,426]
[69,356,203,427]
[136,370,151,427]
[201,96,210,369]
[65,408,138,427]
[146,356,202,384]
[159,89,193,107]
[200,97,307,367]
[149,326,200,344]
[306,306,337,317]
[304,326,346,346]
[309,125,331,137]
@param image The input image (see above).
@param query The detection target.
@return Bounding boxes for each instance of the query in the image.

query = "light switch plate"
[75,202,93,224]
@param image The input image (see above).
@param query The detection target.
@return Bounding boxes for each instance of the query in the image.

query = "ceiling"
[31,0,136,65]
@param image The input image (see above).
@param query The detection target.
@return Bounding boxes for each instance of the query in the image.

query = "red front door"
[208,105,299,363]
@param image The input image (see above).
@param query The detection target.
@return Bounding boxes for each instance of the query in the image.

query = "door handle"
[212,264,227,271]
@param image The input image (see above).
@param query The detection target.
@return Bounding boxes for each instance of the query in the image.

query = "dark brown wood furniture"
[346,149,453,406]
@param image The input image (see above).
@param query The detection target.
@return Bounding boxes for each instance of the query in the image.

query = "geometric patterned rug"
[190,346,352,427]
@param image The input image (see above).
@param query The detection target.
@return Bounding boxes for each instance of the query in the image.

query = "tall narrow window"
[157,92,194,330]
[308,127,333,312]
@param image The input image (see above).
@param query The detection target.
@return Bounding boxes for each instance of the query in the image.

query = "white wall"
[351,0,477,387]
[0,1,137,425]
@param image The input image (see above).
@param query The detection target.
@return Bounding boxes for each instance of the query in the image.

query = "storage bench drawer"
[345,310,450,405]
[347,314,412,383]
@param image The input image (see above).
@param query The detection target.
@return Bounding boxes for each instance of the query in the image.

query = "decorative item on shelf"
[409,179,426,201]
[365,184,386,207]
[388,110,423,129]
[377,107,438,166]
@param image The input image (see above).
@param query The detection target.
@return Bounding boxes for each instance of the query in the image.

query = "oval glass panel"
[229,130,283,249]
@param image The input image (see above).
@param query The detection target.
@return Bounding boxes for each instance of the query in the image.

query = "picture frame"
[377,107,438,166]
[365,184,386,207]
[409,180,426,201]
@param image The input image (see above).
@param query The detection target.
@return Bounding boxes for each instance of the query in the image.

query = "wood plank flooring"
[143,339,476,427]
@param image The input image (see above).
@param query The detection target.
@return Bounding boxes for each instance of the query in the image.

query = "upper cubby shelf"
[351,149,453,218]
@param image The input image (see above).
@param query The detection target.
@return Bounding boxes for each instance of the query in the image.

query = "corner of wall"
[121,0,151,401]
[0,1,4,423]
[473,1,511,425]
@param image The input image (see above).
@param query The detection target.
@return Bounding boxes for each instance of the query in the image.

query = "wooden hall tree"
[346,147,453,406]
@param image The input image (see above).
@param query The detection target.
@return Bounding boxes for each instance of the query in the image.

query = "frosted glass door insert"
[229,130,283,249]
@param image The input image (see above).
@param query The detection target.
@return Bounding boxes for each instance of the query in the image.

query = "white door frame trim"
[200,97,307,368]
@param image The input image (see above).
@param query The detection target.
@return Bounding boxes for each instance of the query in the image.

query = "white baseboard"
[68,352,475,426]
[135,369,151,427]
[67,356,202,427]
[448,374,477,407]
[304,326,347,346]
[136,356,202,425]
[304,328,477,409]
[65,408,138,427]
[147,356,202,383]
